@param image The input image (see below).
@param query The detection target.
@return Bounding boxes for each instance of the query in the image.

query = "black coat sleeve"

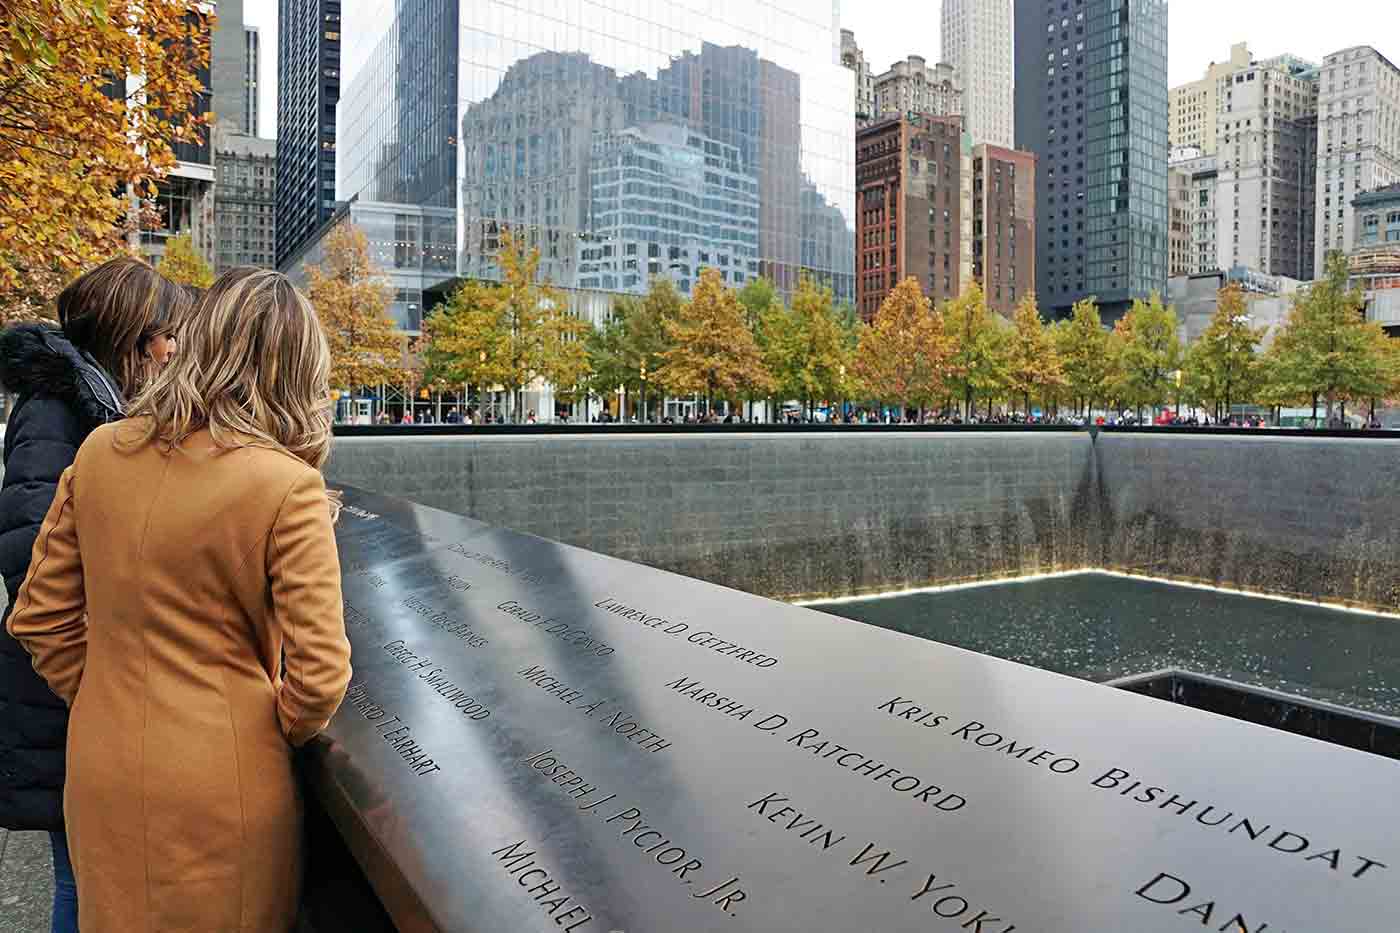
[0,397,84,611]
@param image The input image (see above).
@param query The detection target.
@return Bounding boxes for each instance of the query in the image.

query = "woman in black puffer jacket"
[0,257,188,933]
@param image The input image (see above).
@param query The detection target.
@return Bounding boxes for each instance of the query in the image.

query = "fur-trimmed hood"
[0,322,124,426]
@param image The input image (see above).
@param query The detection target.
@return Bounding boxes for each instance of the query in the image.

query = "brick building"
[971,144,1036,314]
[856,115,1035,320]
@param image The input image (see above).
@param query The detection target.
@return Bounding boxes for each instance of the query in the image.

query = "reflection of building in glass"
[324,0,460,331]
[457,0,854,305]
[577,124,759,295]
[324,0,853,332]
[459,45,812,293]
[459,52,628,287]
[801,177,857,296]
[338,0,458,209]
[281,201,455,332]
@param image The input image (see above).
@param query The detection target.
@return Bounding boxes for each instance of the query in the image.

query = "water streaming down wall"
[324,429,1400,611]
[326,431,1096,600]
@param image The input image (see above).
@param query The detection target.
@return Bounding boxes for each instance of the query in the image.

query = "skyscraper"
[1169,43,1252,154]
[1314,46,1400,273]
[1014,0,1169,319]
[942,0,1014,147]
[1215,57,1318,280]
[208,0,247,135]
[244,26,259,136]
[275,0,341,268]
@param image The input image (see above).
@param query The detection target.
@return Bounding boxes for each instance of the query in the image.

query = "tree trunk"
[964,386,973,421]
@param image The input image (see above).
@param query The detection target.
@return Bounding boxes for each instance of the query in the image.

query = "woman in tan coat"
[7,268,353,932]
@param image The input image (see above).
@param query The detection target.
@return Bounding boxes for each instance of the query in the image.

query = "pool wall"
[325,431,1096,600]
[1095,432,1400,611]
[324,429,1400,610]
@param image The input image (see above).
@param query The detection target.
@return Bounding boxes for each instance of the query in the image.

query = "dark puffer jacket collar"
[0,322,124,425]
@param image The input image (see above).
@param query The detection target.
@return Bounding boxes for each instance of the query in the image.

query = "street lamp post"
[838,364,847,424]
[478,350,488,421]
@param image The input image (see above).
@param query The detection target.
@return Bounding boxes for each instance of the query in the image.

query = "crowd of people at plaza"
[364,404,1386,430]
[0,259,353,932]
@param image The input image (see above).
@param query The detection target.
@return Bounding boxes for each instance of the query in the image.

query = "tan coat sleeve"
[269,469,353,746]
[6,465,87,706]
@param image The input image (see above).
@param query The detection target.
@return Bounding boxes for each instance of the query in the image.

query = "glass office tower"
[336,0,853,316]
[454,0,855,303]
[1014,0,1168,319]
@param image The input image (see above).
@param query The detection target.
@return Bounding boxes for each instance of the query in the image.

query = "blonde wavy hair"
[123,267,333,469]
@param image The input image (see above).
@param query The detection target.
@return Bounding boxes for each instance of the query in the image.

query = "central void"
[812,572,1400,718]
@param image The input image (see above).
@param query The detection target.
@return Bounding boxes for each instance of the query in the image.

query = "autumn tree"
[536,298,592,407]
[1262,252,1386,425]
[421,230,591,419]
[1116,293,1182,420]
[737,277,778,335]
[1182,283,1264,420]
[1,0,211,319]
[158,233,214,288]
[656,267,773,412]
[762,276,850,418]
[1362,328,1400,424]
[622,278,681,420]
[422,279,509,395]
[1056,298,1115,416]
[943,281,1011,419]
[851,277,953,415]
[584,305,631,408]
[1006,293,1065,418]
[306,223,406,390]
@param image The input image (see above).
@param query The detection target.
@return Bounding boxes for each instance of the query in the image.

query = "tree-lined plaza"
[315,221,1398,425]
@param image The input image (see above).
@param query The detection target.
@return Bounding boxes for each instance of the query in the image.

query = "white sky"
[244,0,1400,139]
[847,0,1398,87]
[243,0,277,138]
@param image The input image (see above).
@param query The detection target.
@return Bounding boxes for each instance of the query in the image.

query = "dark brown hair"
[57,256,192,397]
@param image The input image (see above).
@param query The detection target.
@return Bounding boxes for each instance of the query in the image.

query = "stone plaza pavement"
[0,582,53,933]
[0,827,51,933]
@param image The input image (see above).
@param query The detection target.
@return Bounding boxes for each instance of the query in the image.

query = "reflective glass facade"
[455,0,855,302]
[276,0,341,268]
[338,0,458,209]
[336,0,853,313]
[1015,0,1168,318]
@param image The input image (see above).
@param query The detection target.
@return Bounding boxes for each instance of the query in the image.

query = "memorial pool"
[812,572,1400,719]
